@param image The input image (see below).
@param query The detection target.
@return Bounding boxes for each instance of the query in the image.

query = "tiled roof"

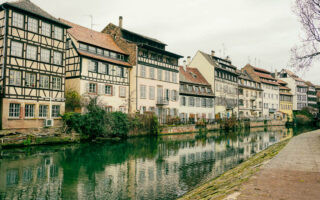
[120,26,166,45]
[179,66,210,85]
[277,79,287,84]
[3,0,69,27]
[261,79,280,86]
[280,86,290,90]
[283,69,306,82]
[280,92,293,96]
[253,66,270,74]
[78,50,131,67]
[60,19,127,55]
[256,72,276,80]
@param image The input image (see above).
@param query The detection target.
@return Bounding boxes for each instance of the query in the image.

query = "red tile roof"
[253,66,270,74]
[277,79,287,84]
[261,79,280,86]
[256,72,276,80]
[78,50,131,67]
[179,66,210,85]
[60,19,127,55]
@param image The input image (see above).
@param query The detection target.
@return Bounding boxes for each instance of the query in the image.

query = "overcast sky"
[3,0,320,84]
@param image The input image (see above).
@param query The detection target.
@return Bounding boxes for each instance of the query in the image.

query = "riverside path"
[228,129,320,200]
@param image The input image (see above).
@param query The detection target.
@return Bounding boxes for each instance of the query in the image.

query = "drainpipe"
[136,45,138,112]
[1,6,7,81]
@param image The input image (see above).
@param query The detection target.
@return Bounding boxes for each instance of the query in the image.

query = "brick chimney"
[211,50,215,57]
[119,16,123,28]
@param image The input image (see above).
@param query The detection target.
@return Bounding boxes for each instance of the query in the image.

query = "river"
[0,126,315,200]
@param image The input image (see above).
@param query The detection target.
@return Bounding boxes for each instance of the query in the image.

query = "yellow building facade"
[278,80,293,121]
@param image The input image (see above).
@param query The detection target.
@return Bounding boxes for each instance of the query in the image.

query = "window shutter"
[86,82,89,93]
[113,85,116,96]
[97,84,102,95]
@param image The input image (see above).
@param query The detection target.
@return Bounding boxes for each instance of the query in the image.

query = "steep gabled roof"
[60,19,127,55]
[2,0,70,28]
[179,66,210,86]
[282,69,306,82]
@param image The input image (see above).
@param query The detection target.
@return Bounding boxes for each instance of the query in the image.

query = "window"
[172,72,177,83]
[26,45,37,60]
[9,70,21,86]
[88,46,96,53]
[42,22,51,37]
[105,106,112,113]
[196,97,200,107]
[12,12,24,28]
[97,48,103,55]
[157,69,162,80]
[181,96,186,106]
[149,67,155,79]
[189,97,195,106]
[28,17,38,32]
[39,105,48,118]
[25,104,35,118]
[54,26,63,40]
[41,48,50,63]
[105,85,112,95]
[89,61,98,72]
[110,52,117,59]
[149,86,155,100]
[39,75,49,89]
[104,50,110,57]
[52,105,60,117]
[171,90,177,101]
[165,70,170,82]
[9,103,20,118]
[140,65,146,77]
[79,43,88,50]
[140,85,146,99]
[11,41,23,57]
[25,73,36,87]
[52,77,61,90]
[119,106,126,113]
[119,86,126,97]
[53,51,62,65]
[89,83,96,93]
[98,62,105,74]
[201,98,206,107]
[116,66,124,77]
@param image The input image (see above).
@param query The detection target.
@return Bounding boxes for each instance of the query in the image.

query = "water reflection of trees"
[1,127,316,200]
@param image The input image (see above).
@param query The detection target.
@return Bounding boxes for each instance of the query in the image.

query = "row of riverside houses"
[0,0,319,129]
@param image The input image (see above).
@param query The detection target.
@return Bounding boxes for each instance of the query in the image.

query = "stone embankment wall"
[160,120,286,135]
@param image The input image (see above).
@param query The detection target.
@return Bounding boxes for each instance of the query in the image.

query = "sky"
[2,0,320,84]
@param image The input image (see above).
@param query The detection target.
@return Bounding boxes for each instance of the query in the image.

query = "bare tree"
[291,0,320,69]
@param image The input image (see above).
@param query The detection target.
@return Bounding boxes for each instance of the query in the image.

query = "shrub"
[65,90,81,112]
[110,112,129,138]
[150,115,160,135]
[295,114,312,125]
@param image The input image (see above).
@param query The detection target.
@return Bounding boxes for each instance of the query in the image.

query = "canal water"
[0,126,315,200]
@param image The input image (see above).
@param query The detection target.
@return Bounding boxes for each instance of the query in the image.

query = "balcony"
[156,98,169,106]
[269,108,276,113]
[250,96,257,101]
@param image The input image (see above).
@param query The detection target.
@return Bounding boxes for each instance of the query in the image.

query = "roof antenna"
[83,15,99,29]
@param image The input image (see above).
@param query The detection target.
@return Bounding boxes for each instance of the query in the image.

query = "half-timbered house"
[0,0,70,129]
[102,17,182,123]
[61,19,131,113]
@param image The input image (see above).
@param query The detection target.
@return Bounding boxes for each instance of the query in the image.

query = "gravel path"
[231,129,320,200]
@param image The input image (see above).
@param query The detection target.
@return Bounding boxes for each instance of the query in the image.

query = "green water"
[0,126,315,200]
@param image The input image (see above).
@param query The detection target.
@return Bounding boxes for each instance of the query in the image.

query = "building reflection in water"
[0,126,307,200]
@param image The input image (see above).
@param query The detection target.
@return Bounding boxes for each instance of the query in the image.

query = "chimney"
[183,60,187,71]
[211,50,215,57]
[226,56,230,61]
[187,56,191,66]
[119,16,123,28]
[275,69,278,78]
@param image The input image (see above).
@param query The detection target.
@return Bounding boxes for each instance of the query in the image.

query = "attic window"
[189,72,197,78]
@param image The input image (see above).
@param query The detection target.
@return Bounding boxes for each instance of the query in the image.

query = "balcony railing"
[156,98,169,106]
[269,108,276,113]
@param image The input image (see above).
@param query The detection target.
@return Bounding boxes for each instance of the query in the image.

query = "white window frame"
[89,60,98,72]
[9,70,21,86]
[11,41,23,57]
[52,77,61,90]
[149,86,155,100]
[40,48,50,63]
[53,51,62,65]
[9,103,20,118]
[39,75,49,89]
[41,22,51,37]
[149,67,155,79]
[157,69,162,80]
[89,83,97,93]
[12,12,24,28]
[119,86,126,98]
[51,105,60,118]
[140,85,147,99]
[25,104,35,118]
[28,17,38,33]
[165,70,170,82]
[54,26,63,40]
[25,72,36,87]
[140,65,146,78]
[39,105,48,118]
[26,45,37,60]
[105,85,112,95]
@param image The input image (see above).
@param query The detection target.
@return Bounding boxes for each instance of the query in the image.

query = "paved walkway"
[228,129,320,200]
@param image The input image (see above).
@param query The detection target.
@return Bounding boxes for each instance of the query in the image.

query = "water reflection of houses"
[0,128,293,200]
[74,128,292,199]
[0,155,63,199]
